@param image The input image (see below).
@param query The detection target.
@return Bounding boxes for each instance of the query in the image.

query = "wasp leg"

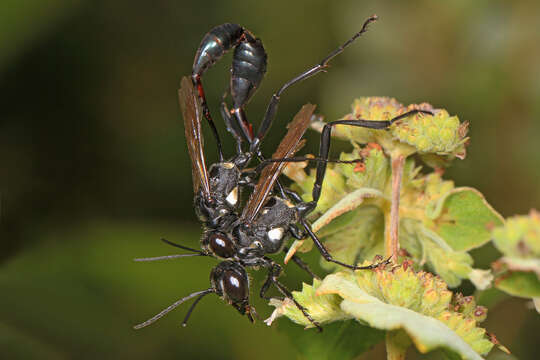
[310,109,433,204]
[249,15,378,154]
[220,92,245,155]
[283,246,320,280]
[260,261,322,331]
[300,218,391,270]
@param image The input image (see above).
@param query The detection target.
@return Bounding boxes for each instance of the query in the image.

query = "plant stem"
[386,331,409,360]
[386,154,405,263]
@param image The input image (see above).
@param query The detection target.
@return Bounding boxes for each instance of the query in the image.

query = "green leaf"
[491,211,540,304]
[269,266,496,359]
[492,211,540,258]
[341,301,484,359]
[277,320,384,360]
[495,271,540,299]
[310,97,468,162]
[266,279,349,327]
[316,206,385,272]
[312,188,385,234]
[402,220,476,288]
[428,188,504,252]
[338,146,390,192]
[419,225,473,286]
[318,271,493,359]
[497,257,540,278]
[283,145,499,287]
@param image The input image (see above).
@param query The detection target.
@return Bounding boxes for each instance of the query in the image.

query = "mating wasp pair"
[134,15,431,331]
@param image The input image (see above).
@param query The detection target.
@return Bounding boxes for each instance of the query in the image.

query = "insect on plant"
[133,14,431,331]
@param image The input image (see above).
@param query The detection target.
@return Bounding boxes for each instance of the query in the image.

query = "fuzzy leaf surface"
[269,266,494,359]
[491,211,540,304]
[284,146,499,287]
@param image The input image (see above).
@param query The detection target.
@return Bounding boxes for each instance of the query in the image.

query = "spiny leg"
[265,111,430,271]
[285,187,378,273]
[234,12,379,199]
[288,190,388,271]
[273,281,322,331]
[283,246,320,280]
[254,109,433,206]
[192,75,224,161]
[259,259,285,301]
[310,109,433,204]
[283,188,303,203]
[260,262,322,331]
[285,111,433,270]
[254,155,365,174]
[220,92,245,155]
[249,15,379,154]
[300,218,391,270]
[221,91,291,199]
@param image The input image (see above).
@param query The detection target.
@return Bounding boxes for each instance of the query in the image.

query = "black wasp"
[133,15,431,330]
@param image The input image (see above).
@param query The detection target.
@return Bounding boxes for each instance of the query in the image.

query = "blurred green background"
[1,0,539,359]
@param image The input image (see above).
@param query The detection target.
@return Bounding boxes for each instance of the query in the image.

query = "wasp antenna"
[181,289,214,327]
[161,238,204,254]
[133,253,205,262]
[134,288,214,330]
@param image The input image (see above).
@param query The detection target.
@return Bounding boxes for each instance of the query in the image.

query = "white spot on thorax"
[267,227,284,242]
[226,187,238,206]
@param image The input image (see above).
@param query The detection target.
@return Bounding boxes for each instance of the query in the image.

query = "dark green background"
[1,0,539,359]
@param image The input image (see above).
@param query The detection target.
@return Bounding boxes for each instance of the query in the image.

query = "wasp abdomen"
[192,23,244,76]
[231,34,267,107]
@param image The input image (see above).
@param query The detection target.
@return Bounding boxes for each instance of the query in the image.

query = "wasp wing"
[241,104,315,223]
[179,76,210,198]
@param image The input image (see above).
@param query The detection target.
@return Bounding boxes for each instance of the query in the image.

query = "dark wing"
[241,103,315,223]
[178,76,210,198]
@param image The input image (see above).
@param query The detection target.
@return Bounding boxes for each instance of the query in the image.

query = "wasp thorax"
[208,163,241,207]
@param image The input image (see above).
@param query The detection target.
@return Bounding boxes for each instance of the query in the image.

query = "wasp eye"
[208,233,235,258]
[223,270,248,302]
